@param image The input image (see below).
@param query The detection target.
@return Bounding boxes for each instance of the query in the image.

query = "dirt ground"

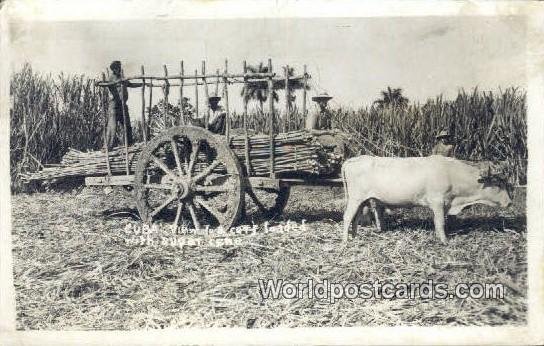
[11,185,526,329]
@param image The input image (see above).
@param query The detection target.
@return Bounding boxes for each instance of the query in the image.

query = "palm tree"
[374,87,409,109]
[241,63,310,113]
[240,62,279,112]
[276,66,310,112]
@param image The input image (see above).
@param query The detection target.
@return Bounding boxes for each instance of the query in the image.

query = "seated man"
[180,96,225,134]
[207,97,226,134]
[208,110,226,135]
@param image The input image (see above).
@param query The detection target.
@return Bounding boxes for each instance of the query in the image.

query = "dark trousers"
[106,102,133,150]
[209,113,226,134]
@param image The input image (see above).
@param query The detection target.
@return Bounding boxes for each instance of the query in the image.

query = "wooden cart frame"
[92,59,343,230]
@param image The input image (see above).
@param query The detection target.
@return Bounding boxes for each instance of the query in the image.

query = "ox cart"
[23,59,347,230]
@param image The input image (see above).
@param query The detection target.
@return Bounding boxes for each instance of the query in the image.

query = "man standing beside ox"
[432,129,456,157]
[105,60,142,150]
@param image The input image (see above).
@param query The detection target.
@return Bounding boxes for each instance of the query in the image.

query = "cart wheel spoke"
[151,155,178,180]
[188,140,201,176]
[192,160,221,183]
[173,201,184,228]
[150,194,177,218]
[195,197,224,225]
[187,202,201,229]
[144,183,173,190]
[247,188,268,213]
[194,185,230,193]
[244,186,291,220]
[170,139,184,175]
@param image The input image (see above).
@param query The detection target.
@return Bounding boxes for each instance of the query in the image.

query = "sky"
[8,16,527,114]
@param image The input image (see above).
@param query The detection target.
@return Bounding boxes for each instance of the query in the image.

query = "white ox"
[342,155,512,243]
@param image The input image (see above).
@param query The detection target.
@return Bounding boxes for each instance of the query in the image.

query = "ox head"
[477,165,513,208]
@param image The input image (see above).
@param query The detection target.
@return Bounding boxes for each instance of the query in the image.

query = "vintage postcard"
[1,0,543,344]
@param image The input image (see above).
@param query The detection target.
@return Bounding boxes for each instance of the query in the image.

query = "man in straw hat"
[307,92,333,130]
[206,93,226,134]
[432,129,455,157]
[105,60,142,150]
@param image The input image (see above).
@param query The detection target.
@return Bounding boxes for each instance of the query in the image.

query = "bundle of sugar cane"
[229,130,338,176]
[22,144,144,181]
[229,130,313,147]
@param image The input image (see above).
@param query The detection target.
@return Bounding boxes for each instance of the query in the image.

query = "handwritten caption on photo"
[121,220,307,248]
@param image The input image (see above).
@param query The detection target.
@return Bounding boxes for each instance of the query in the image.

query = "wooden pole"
[284,64,290,132]
[180,60,185,124]
[215,69,220,95]
[147,76,153,133]
[267,58,275,177]
[120,67,130,175]
[141,65,147,143]
[224,59,230,140]
[202,61,210,130]
[97,74,305,87]
[194,69,199,122]
[97,72,278,84]
[101,72,112,176]
[243,61,251,175]
[303,65,308,117]
[163,65,169,128]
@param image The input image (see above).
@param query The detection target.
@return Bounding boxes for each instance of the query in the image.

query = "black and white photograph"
[1,0,543,344]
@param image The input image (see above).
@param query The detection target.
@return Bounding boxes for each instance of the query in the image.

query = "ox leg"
[369,198,384,232]
[430,201,447,244]
[361,205,372,225]
[343,199,361,242]
[352,204,371,235]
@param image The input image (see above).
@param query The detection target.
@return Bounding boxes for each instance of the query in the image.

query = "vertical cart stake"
[224,59,231,140]
[243,61,251,175]
[284,64,290,132]
[163,65,169,127]
[101,72,112,176]
[268,58,275,178]
[141,65,147,143]
[120,68,130,175]
[194,69,199,124]
[303,64,308,117]
[147,74,153,132]
[202,61,210,130]
[180,61,184,124]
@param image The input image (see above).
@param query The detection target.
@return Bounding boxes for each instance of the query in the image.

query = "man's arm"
[125,81,143,88]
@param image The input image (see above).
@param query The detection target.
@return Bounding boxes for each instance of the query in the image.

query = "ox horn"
[480,165,492,178]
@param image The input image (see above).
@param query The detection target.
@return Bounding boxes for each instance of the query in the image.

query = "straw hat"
[312,92,333,102]
[436,130,451,139]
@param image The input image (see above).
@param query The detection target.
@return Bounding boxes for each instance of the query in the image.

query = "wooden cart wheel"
[244,186,291,220]
[134,126,243,230]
